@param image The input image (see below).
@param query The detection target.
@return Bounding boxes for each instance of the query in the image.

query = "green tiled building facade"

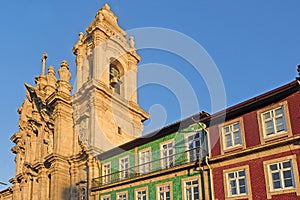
[92,113,212,200]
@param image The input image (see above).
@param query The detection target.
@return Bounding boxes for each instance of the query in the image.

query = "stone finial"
[61,60,69,69]
[41,52,48,76]
[58,60,71,82]
[103,3,110,11]
[58,60,72,94]
[79,32,84,42]
[48,66,55,75]
[45,66,57,96]
[95,3,117,24]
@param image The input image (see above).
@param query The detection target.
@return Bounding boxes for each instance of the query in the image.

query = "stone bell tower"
[72,4,150,154]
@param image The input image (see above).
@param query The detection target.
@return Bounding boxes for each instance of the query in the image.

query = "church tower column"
[92,29,107,81]
[45,60,73,200]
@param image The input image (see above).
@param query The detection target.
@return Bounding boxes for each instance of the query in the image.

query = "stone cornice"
[44,153,70,166]
[73,79,149,121]
[47,91,72,106]
[10,132,22,144]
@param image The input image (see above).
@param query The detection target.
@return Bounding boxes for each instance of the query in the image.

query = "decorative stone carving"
[57,60,72,94]
[58,60,71,82]
[73,32,85,67]
[129,36,135,48]
[95,4,118,25]
[79,117,89,145]
[93,30,104,46]
[18,99,33,131]
[45,66,57,96]
[44,131,53,154]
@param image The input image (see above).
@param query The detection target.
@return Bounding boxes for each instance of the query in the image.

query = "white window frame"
[160,139,175,169]
[156,182,172,200]
[263,155,300,199]
[223,165,252,200]
[116,191,128,200]
[101,194,111,200]
[119,156,129,179]
[268,160,295,191]
[222,122,242,149]
[138,148,151,174]
[219,117,246,155]
[102,162,111,184]
[261,106,286,137]
[185,130,207,162]
[134,187,148,200]
[258,101,292,144]
[226,169,247,197]
[183,178,200,200]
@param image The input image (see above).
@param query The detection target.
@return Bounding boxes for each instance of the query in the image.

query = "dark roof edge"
[97,111,210,160]
[97,80,299,160]
[206,80,299,125]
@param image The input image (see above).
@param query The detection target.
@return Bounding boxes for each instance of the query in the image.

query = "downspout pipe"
[205,156,214,200]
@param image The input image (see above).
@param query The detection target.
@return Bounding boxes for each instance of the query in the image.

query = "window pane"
[230,180,236,187]
[240,186,246,194]
[272,172,280,181]
[275,107,283,115]
[273,180,281,189]
[275,117,285,132]
[239,179,245,186]
[283,161,291,168]
[284,178,293,187]
[225,134,232,147]
[224,126,230,133]
[233,132,241,145]
[231,187,237,195]
[283,170,292,179]
[266,121,275,135]
[270,164,278,171]
[228,173,234,179]
[238,170,245,177]
[263,112,271,120]
[233,123,240,130]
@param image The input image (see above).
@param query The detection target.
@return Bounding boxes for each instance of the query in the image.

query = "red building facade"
[207,79,300,200]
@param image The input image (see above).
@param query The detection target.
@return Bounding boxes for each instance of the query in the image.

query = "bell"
[110,77,119,85]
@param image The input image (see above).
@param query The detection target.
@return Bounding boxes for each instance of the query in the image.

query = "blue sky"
[1,0,300,188]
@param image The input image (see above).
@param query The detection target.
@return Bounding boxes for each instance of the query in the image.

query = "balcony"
[92,147,208,188]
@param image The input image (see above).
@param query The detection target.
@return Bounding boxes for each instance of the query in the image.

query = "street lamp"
[0,181,7,185]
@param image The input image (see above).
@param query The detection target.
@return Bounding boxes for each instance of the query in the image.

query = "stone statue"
[18,99,32,131]
[129,36,135,48]
[58,60,71,82]
[44,131,53,154]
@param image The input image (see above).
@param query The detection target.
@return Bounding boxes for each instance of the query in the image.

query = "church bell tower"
[72,4,150,154]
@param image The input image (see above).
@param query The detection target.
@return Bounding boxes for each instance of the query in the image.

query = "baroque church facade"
[0,4,149,200]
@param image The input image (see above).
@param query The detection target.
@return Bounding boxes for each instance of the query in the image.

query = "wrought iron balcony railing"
[92,147,208,188]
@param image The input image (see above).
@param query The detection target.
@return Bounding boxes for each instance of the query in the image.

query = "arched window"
[109,59,123,95]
